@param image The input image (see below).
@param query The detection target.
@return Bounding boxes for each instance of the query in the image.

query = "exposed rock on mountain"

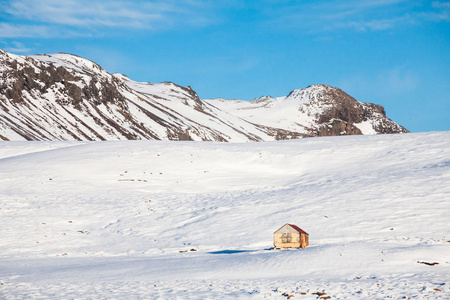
[0,49,407,141]
[206,84,408,139]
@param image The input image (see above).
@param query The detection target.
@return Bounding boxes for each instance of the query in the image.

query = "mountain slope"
[0,49,407,141]
[0,50,270,142]
[206,84,408,139]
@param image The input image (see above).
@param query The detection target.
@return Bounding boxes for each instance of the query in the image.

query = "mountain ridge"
[0,49,408,141]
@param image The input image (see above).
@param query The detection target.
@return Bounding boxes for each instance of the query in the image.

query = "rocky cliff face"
[0,49,407,141]
[309,85,406,136]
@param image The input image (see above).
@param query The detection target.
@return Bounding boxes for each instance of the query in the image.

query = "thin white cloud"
[266,0,449,33]
[0,23,92,38]
[432,1,450,8]
[305,0,406,14]
[1,0,448,39]
[382,66,420,94]
[1,0,215,38]
[419,11,450,21]
[420,2,450,21]
[331,15,414,32]
[5,0,169,28]
[346,20,396,31]
[0,23,54,38]
[339,65,420,100]
[2,41,32,53]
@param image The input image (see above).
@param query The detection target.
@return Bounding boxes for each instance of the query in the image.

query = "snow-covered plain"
[0,132,449,299]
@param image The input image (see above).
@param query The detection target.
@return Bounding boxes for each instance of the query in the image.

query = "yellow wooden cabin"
[274,223,309,249]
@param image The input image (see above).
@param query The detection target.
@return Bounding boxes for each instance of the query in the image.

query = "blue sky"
[0,0,449,132]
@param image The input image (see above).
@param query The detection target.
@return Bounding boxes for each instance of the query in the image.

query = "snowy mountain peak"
[0,49,407,141]
[208,84,408,138]
[112,73,131,81]
[30,53,111,80]
[286,84,344,104]
[287,84,328,98]
[250,95,274,103]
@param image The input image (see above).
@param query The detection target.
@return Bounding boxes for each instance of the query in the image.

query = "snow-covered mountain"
[0,49,407,141]
[206,84,408,138]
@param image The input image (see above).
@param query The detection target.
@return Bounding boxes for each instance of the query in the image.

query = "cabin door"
[300,234,306,248]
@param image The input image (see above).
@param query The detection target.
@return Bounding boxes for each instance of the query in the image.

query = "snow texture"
[0,131,449,298]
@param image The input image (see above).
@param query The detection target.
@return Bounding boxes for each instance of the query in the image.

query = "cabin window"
[281,233,292,243]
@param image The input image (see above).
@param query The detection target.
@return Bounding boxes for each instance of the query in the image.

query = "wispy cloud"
[0,0,215,38]
[265,0,449,33]
[0,23,89,38]
[2,41,32,53]
[5,0,166,29]
[0,23,53,38]
[339,65,420,101]
[433,1,450,9]
[1,0,449,40]
[331,15,414,32]
[420,1,450,21]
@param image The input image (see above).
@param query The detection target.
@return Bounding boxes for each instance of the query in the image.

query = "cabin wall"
[273,232,301,248]
[300,233,309,248]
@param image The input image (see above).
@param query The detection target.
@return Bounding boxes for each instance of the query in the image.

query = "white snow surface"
[1,132,449,299]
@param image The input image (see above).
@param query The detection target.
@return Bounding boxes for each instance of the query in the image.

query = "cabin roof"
[274,223,308,235]
[288,224,308,235]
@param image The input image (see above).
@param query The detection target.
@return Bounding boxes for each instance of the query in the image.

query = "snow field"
[0,131,449,298]
[1,277,447,299]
